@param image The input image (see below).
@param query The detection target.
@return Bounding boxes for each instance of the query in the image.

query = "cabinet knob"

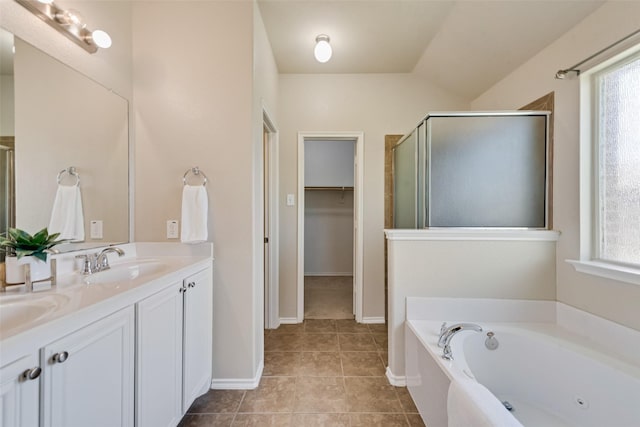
[188,282,196,288]
[22,367,42,380]
[52,351,69,364]
[179,285,187,293]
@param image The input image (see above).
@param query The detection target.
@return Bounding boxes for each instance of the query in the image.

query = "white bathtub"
[404,298,640,427]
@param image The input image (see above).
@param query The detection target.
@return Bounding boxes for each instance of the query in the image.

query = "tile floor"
[179,319,425,426]
[304,276,353,319]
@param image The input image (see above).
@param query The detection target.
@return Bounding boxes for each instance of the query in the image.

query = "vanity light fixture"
[314,34,332,63]
[15,0,112,53]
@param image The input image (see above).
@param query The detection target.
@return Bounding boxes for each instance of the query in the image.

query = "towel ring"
[57,166,80,186]
[183,166,208,186]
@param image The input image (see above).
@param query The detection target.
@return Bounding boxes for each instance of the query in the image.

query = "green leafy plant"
[0,228,69,262]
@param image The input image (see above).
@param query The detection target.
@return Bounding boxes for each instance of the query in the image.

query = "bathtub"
[404,298,640,427]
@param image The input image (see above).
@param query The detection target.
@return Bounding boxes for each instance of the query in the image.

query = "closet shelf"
[305,186,354,191]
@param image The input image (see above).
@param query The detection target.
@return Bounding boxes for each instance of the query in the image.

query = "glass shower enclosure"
[393,111,550,229]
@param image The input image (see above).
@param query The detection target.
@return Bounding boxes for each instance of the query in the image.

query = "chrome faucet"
[96,247,125,271]
[76,247,125,275]
[438,323,483,360]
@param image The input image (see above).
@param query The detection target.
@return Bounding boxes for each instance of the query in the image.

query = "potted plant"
[0,227,68,284]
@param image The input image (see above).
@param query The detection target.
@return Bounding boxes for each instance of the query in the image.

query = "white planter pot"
[5,256,51,284]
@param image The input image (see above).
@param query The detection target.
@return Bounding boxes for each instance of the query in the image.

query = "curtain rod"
[555,28,640,79]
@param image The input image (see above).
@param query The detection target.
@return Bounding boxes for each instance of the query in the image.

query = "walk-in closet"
[303,139,355,319]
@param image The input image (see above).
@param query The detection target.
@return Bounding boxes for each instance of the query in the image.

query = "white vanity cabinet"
[136,267,212,427]
[41,307,135,427]
[182,268,213,410]
[0,353,40,427]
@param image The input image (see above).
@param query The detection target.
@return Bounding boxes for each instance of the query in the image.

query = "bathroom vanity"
[0,243,213,427]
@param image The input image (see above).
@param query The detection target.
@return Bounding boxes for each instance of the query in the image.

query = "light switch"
[286,194,295,206]
[90,220,103,239]
[167,220,179,239]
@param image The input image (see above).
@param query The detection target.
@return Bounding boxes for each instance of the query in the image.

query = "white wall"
[386,230,558,381]
[132,1,264,386]
[472,1,640,331]
[278,73,469,320]
[304,140,355,187]
[304,190,354,275]
[0,74,14,136]
[0,0,132,99]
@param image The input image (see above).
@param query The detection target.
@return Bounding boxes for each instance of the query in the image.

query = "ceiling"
[258,0,605,99]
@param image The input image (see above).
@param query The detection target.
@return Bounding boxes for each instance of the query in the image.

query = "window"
[594,53,640,267]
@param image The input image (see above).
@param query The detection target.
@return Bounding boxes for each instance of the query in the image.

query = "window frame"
[568,44,640,286]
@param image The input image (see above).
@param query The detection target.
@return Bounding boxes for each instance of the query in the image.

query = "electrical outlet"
[167,220,179,239]
[90,220,103,239]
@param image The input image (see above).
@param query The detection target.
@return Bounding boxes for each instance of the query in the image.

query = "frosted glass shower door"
[427,115,547,227]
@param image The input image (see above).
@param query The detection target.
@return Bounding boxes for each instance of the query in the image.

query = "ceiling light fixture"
[314,34,332,63]
[15,0,112,54]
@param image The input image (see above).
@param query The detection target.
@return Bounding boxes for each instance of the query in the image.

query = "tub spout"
[438,323,483,360]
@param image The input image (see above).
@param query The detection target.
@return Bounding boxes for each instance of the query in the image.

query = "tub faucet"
[96,247,125,271]
[438,323,483,360]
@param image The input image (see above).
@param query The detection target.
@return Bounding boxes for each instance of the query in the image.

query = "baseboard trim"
[279,317,300,325]
[386,367,406,387]
[362,316,386,324]
[210,361,263,390]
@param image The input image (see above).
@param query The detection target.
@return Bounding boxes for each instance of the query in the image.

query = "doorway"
[297,132,364,323]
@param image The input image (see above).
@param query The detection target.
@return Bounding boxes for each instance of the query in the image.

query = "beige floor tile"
[304,319,337,333]
[395,387,419,413]
[178,414,235,427]
[378,350,389,367]
[271,323,304,335]
[336,319,370,333]
[187,390,245,414]
[263,352,302,376]
[368,323,388,334]
[294,377,349,413]
[338,333,377,351]
[406,413,427,427]
[350,413,409,426]
[341,352,385,376]
[372,333,388,351]
[302,333,339,351]
[304,277,353,320]
[299,352,343,376]
[238,377,296,413]
[232,414,292,426]
[265,334,303,352]
[344,377,403,413]
[291,413,350,427]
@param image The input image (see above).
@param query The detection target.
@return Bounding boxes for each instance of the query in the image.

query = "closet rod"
[304,186,354,191]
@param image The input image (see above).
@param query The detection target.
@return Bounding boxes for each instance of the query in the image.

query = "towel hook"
[183,166,208,186]
[56,166,80,186]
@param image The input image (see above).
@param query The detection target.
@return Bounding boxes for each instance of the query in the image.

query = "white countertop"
[0,242,213,363]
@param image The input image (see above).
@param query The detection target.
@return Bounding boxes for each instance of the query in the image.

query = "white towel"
[48,185,84,241]
[181,185,208,243]
[447,379,523,427]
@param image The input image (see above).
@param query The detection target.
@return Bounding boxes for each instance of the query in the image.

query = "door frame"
[297,131,364,323]
[263,109,279,329]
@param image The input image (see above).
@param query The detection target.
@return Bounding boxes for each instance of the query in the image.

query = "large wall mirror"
[0,27,129,260]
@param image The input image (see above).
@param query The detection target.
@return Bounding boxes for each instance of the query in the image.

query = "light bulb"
[37,0,54,4]
[90,30,112,49]
[314,35,332,63]
[56,9,85,28]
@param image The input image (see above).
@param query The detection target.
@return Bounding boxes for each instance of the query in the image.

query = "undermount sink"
[82,259,167,285]
[0,293,70,333]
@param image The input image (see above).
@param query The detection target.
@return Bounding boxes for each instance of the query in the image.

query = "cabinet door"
[0,353,40,427]
[136,281,184,427]
[182,268,213,411]
[42,306,134,427]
